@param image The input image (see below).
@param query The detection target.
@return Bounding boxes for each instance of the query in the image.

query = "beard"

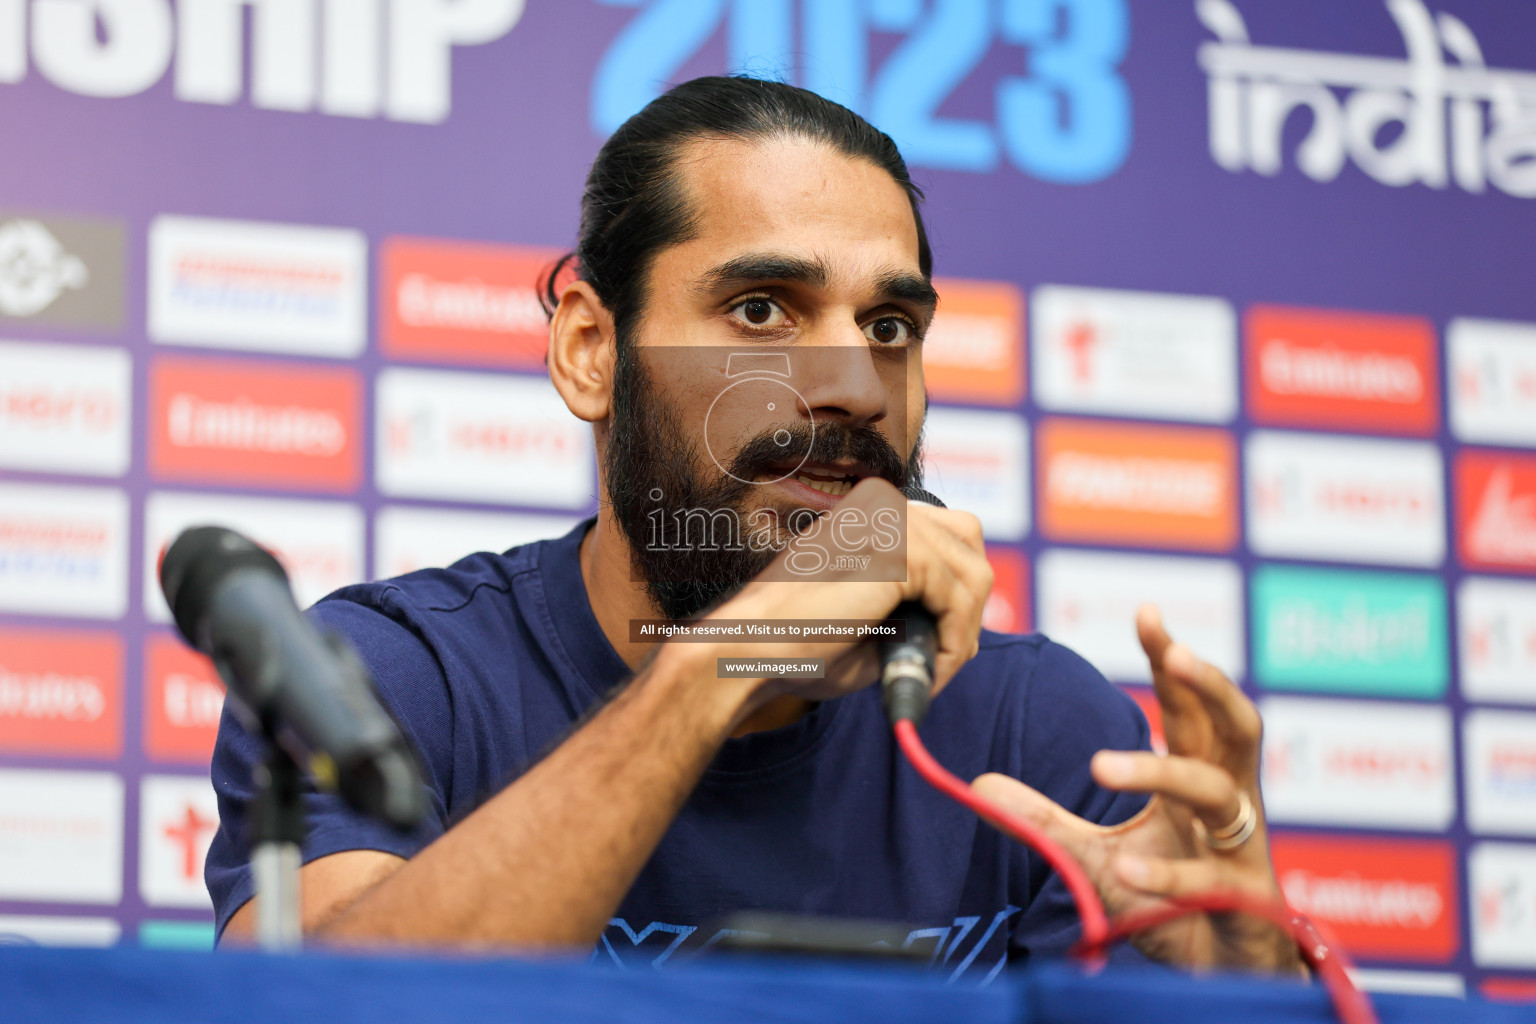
[604,339,923,620]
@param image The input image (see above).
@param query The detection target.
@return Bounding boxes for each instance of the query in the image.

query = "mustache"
[727,420,910,488]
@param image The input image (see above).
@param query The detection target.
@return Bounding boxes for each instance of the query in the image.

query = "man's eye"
[730,297,788,328]
[864,317,915,345]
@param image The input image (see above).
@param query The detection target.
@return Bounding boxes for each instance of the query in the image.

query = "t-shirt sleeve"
[1007,638,1154,964]
[204,594,455,941]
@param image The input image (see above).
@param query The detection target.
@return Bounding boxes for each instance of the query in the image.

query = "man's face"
[605,136,936,618]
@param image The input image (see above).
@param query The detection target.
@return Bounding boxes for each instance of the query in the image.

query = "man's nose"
[791,325,891,428]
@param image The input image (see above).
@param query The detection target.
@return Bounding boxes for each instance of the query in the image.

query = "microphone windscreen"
[160,526,288,645]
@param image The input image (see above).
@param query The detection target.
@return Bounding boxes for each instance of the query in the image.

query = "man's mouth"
[757,460,875,498]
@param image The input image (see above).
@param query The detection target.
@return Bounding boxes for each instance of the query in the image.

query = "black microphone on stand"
[882,486,946,726]
[159,526,426,830]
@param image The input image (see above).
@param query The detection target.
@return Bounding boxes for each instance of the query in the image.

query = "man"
[208,76,1300,977]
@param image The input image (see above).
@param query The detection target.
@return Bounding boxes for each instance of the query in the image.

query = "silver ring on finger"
[1205,790,1256,852]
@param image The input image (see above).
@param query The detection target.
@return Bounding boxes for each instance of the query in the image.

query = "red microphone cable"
[892,719,1378,1024]
[893,719,1109,950]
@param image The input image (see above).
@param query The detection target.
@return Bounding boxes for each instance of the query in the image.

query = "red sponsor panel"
[1457,450,1536,573]
[1118,685,1166,754]
[144,633,226,764]
[1483,979,1536,1002]
[380,237,566,369]
[982,547,1030,634]
[0,626,122,758]
[1271,833,1458,961]
[1038,417,1238,551]
[149,356,362,492]
[1246,306,1438,435]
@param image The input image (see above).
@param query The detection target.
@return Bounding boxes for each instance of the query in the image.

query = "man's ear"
[548,279,616,424]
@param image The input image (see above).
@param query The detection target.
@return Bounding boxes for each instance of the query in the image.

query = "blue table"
[0,945,1527,1024]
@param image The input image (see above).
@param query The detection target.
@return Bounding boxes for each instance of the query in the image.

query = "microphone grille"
[902,484,947,509]
[159,526,288,645]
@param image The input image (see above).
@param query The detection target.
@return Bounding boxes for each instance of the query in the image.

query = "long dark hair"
[539,75,932,336]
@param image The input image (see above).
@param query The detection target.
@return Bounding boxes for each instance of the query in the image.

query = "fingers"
[905,504,992,692]
[1114,852,1227,897]
[1161,643,1263,755]
[971,772,1092,849]
[1092,751,1243,833]
[1136,604,1262,768]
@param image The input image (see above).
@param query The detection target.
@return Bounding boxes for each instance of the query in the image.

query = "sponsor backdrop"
[0,0,1533,997]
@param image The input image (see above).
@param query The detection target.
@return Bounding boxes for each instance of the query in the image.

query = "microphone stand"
[249,738,306,952]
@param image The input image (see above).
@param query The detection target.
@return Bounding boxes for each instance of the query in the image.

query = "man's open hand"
[971,605,1305,974]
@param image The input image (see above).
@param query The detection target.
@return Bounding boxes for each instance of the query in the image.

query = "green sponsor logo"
[1252,565,1448,698]
[138,920,214,950]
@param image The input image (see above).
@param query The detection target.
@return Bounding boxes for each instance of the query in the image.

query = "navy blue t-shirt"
[207,519,1150,979]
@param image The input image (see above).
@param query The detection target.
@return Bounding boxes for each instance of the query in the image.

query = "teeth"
[795,474,852,496]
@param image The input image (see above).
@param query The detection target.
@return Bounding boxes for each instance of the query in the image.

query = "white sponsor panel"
[375,368,594,510]
[144,491,364,622]
[1464,710,1536,837]
[1037,548,1244,683]
[1470,842,1536,968]
[0,915,120,947]
[1449,319,1536,448]
[1459,577,1536,704]
[1246,431,1445,568]
[1260,697,1454,831]
[139,775,219,909]
[148,216,366,357]
[0,340,131,476]
[0,769,122,903]
[0,483,128,619]
[1345,970,1465,999]
[374,506,581,579]
[921,407,1029,541]
[1032,285,1237,424]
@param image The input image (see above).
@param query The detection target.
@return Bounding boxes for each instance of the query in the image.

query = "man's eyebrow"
[876,270,938,316]
[696,253,938,315]
[695,253,830,292]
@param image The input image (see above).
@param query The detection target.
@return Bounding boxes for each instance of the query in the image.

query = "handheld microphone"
[159,526,427,831]
[883,486,945,725]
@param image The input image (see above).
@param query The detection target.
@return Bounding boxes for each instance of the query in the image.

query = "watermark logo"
[627,345,913,590]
